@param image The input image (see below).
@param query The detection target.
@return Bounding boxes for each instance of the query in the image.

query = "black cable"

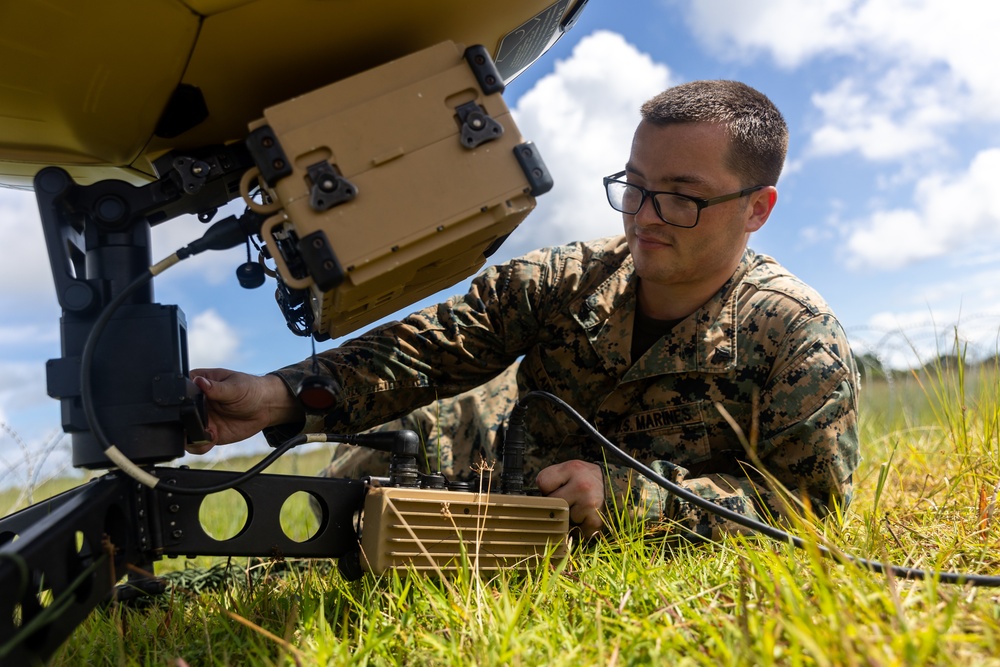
[513,390,1000,587]
[79,269,154,467]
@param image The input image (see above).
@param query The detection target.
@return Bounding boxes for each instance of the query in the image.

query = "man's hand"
[187,369,304,454]
[536,460,605,539]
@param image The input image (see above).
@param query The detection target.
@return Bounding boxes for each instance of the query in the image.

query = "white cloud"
[681,0,861,68]
[0,324,58,346]
[681,0,1000,84]
[187,308,241,369]
[807,75,957,161]
[844,148,1000,270]
[0,188,54,304]
[504,30,675,255]
[678,0,1000,159]
[0,361,50,413]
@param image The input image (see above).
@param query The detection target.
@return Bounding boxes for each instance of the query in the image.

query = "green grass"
[6,355,1000,666]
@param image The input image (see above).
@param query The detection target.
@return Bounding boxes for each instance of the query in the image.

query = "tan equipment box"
[360,487,569,574]
[247,40,551,338]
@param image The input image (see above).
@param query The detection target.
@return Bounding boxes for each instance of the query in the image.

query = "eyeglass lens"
[607,181,699,227]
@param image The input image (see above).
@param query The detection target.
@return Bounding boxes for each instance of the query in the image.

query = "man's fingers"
[536,464,571,495]
[537,459,601,494]
[192,372,238,401]
[568,503,600,526]
[573,515,603,540]
[192,370,255,408]
[564,497,602,539]
[536,460,606,539]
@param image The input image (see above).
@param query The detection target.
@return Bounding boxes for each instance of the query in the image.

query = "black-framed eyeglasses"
[603,170,765,228]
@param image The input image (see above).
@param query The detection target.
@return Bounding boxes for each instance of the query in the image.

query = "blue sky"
[4,0,1000,482]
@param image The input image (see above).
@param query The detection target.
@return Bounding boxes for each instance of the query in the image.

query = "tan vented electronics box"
[360,487,569,574]
[247,40,551,339]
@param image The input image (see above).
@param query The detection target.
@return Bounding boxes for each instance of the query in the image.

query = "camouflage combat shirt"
[270,235,860,539]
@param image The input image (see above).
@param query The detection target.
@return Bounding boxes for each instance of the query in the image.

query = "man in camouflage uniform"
[189,80,860,540]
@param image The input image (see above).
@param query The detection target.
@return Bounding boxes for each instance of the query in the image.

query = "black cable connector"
[338,430,420,456]
[178,214,257,258]
[500,403,527,494]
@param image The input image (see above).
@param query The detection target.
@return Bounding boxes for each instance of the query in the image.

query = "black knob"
[236,262,265,289]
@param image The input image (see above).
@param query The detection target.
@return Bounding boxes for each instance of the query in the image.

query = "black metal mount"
[0,467,366,665]
[0,151,372,666]
[35,147,255,470]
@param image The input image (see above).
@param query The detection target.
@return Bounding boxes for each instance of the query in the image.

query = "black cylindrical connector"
[500,402,527,494]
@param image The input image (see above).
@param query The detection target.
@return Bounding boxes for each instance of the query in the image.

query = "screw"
[172,529,183,539]
[169,504,180,513]
[273,158,285,170]
[262,136,274,148]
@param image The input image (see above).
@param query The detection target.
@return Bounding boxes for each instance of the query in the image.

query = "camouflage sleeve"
[604,380,857,540]
[265,245,570,440]
[604,315,860,541]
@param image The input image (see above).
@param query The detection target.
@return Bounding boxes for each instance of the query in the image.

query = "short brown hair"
[640,80,788,187]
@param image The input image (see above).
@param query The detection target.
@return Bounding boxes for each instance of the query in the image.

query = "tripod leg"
[0,474,143,666]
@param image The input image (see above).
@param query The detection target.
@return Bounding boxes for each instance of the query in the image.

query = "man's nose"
[634,194,662,225]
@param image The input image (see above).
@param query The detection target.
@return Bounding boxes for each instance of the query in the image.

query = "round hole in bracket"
[279,491,321,543]
[199,489,249,541]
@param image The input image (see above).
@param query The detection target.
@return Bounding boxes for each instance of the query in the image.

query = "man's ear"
[745,185,778,233]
